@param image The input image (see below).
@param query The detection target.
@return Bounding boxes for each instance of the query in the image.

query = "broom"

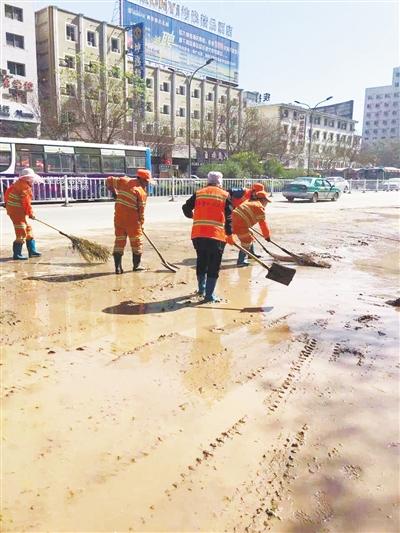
[35,218,110,263]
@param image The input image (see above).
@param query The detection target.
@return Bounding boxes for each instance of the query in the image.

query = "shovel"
[233,242,296,286]
[252,227,302,261]
[249,230,286,261]
[142,229,179,273]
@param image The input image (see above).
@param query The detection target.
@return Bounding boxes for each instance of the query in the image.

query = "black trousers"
[192,237,226,279]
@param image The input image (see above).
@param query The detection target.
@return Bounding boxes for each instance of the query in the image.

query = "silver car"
[326,176,350,193]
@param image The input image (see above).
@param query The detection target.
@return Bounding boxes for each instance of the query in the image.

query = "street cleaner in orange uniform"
[106,168,155,274]
[4,167,44,260]
[182,171,234,302]
[228,182,266,258]
[232,190,271,267]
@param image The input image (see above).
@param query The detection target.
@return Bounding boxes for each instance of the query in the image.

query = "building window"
[66,24,77,41]
[384,103,390,107]
[60,55,75,69]
[178,128,185,137]
[329,133,333,141]
[365,121,370,126]
[396,72,400,77]
[109,66,120,78]
[366,113,371,118]
[323,131,327,140]
[376,94,382,100]
[329,120,334,127]
[314,116,320,125]
[283,124,288,134]
[342,123,347,130]
[391,119,397,124]
[373,120,379,125]
[383,120,388,125]
[160,81,170,92]
[146,78,153,89]
[6,32,24,48]
[66,84,76,96]
[87,31,97,47]
[393,110,398,115]
[207,112,213,121]
[293,111,298,119]
[232,98,238,105]
[375,104,380,108]
[178,107,185,117]
[384,111,389,116]
[144,123,153,134]
[382,128,387,133]
[7,61,25,76]
[394,102,398,107]
[84,61,98,73]
[367,95,373,100]
[193,89,200,98]
[206,92,213,101]
[365,129,370,134]
[390,128,396,133]
[192,109,200,119]
[323,118,327,126]
[385,94,391,98]
[161,104,170,115]
[395,83,399,87]
[111,38,120,53]
[394,92,400,97]
[314,130,320,139]
[146,101,153,112]
[291,126,296,135]
[366,104,371,109]
[282,108,288,117]
[373,129,378,134]
[162,126,170,135]
[337,121,341,128]
[176,85,185,95]
[5,4,23,21]
[336,134,340,141]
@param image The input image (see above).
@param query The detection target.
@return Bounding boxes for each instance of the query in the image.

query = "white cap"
[207,171,223,187]
[20,168,44,184]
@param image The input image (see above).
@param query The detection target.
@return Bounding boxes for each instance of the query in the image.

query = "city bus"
[0,138,152,201]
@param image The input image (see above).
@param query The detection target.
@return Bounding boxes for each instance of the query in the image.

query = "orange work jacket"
[106,176,147,226]
[231,188,251,209]
[191,186,230,242]
[232,199,270,239]
[4,180,34,217]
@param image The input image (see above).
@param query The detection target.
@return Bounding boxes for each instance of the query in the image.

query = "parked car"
[282,177,341,203]
[384,178,400,191]
[325,176,350,193]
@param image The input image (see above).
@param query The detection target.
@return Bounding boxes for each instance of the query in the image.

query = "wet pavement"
[1,192,399,532]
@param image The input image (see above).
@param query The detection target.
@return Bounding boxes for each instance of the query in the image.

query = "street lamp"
[294,96,333,174]
[169,58,214,178]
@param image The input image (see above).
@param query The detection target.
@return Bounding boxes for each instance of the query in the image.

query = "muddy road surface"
[1,192,399,532]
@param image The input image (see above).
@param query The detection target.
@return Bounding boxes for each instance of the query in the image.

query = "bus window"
[0,151,11,172]
[126,155,146,174]
[76,154,101,173]
[16,151,31,172]
[102,156,125,173]
[46,153,74,173]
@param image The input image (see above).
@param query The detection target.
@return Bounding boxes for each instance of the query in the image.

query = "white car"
[384,178,400,191]
[326,176,350,193]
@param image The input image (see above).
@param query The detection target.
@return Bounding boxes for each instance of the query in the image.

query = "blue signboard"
[124,0,239,84]
[129,22,146,79]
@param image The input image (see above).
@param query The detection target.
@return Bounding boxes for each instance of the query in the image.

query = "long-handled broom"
[35,218,110,263]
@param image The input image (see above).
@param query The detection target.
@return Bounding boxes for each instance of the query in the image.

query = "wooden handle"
[252,227,299,259]
[142,229,165,262]
[34,218,70,238]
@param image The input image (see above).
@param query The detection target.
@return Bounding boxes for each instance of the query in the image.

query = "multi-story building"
[362,67,400,146]
[34,6,255,173]
[1,0,40,136]
[35,5,126,135]
[258,103,359,169]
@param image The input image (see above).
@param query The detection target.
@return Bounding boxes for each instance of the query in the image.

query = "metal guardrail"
[1,176,398,205]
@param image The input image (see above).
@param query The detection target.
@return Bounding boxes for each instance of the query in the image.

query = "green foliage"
[263,158,285,178]
[197,160,245,179]
[284,168,307,179]
[229,151,263,177]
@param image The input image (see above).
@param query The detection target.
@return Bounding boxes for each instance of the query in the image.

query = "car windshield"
[293,178,313,184]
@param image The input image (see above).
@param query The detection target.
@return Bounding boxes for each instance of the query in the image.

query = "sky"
[34,0,400,133]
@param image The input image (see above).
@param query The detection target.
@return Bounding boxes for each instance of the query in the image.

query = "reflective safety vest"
[192,186,229,242]
[4,179,33,217]
[106,176,147,225]
[232,200,270,238]
[231,188,251,209]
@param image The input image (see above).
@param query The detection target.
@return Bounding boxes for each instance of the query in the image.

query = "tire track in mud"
[263,338,317,414]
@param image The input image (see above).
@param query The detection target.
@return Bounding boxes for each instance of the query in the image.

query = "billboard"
[318,100,354,119]
[123,0,239,84]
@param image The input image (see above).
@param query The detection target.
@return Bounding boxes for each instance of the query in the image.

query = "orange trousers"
[113,217,143,255]
[8,213,34,243]
[232,221,253,249]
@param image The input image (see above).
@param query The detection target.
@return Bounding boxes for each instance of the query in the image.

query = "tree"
[263,158,286,178]
[230,152,263,177]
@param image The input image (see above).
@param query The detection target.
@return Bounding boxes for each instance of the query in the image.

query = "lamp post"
[169,58,214,178]
[294,96,333,174]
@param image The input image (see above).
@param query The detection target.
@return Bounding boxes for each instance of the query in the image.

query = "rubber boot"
[237,249,250,267]
[113,252,123,274]
[249,243,261,259]
[133,253,145,271]
[13,241,28,260]
[197,274,206,295]
[26,239,41,257]
[204,277,220,302]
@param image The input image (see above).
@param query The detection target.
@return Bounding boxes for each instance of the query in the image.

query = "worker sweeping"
[4,167,44,260]
[232,190,272,267]
[106,168,155,274]
[228,182,266,258]
[182,171,234,302]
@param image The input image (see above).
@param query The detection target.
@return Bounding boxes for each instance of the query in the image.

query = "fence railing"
[1,176,398,205]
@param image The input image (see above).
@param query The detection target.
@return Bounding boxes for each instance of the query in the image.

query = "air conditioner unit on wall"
[1,69,10,76]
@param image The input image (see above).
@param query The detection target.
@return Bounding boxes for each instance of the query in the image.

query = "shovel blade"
[265,262,296,286]
[162,260,178,273]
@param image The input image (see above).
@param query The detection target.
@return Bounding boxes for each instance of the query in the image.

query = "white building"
[1,0,40,136]
[362,67,400,146]
[258,103,359,169]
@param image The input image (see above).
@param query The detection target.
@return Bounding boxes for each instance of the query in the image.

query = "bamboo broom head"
[68,235,110,263]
